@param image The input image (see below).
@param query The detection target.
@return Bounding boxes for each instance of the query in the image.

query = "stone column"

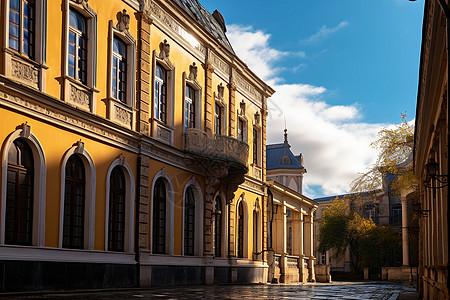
[135,13,152,135]
[203,63,214,135]
[401,196,409,266]
[280,201,287,283]
[305,213,316,282]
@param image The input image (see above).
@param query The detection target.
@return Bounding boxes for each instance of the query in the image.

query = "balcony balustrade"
[184,128,249,168]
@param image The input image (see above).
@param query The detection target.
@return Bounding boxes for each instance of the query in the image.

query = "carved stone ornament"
[254,111,260,125]
[217,83,225,100]
[139,0,151,15]
[119,154,126,166]
[75,140,84,154]
[188,62,198,81]
[116,9,130,32]
[73,0,88,4]
[254,198,260,212]
[70,85,90,108]
[18,122,31,138]
[239,100,246,116]
[159,40,170,60]
[11,59,39,85]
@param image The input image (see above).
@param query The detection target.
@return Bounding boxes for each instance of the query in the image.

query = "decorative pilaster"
[203,177,216,255]
[139,155,150,248]
[228,199,236,257]
[228,82,237,137]
[136,12,152,135]
[203,63,214,135]
[261,104,267,181]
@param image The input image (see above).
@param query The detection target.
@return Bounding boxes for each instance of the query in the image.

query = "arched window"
[108,166,125,252]
[153,178,166,254]
[253,210,259,258]
[5,139,34,245]
[184,186,195,256]
[154,64,167,123]
[63,154,85,249]
[112,37,127,103]
[237,201,244,258]
[214,195,222,257]
[68,10,87,84]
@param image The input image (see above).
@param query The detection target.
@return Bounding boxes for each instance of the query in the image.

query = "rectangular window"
[253,128,258,165]
[68,10,87,85]
[215,103,222,135]
[9,0,34,58]
[238,119,244,142]
[184,85,195,132]
[155,64,167,123]
[112,37,127,102]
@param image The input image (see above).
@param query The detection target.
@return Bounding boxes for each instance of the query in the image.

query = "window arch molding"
[58,142,96,250]
[236,194,249,258]
[150,169,174,255]
[213,190,228,257]
[0,124,46,246]
[104,156,135,253]
[181,176,203,256]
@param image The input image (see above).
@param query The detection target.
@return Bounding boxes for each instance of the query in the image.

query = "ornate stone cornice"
[0,85,140,151]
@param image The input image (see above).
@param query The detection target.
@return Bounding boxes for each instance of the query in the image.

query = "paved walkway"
[5,281,417,299]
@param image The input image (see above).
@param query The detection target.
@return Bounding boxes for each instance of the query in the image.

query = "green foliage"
[351,113,416,193]
[358,226,401,269]
[318,197,376,271]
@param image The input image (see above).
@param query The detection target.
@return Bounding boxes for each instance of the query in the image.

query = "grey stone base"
[0,260,137,292]
[140,265,266,286]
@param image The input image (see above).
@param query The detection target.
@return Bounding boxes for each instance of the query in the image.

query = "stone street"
[10,281,416,299]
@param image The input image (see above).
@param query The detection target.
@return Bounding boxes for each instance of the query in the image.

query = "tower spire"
[284,117,288,143]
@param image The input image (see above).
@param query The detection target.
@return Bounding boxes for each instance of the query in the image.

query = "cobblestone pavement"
[7,281,417,300]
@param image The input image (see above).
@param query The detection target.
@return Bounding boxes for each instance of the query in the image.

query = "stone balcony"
[184,128,249,168]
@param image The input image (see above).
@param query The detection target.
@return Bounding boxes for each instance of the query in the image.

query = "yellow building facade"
[0,0,274,291]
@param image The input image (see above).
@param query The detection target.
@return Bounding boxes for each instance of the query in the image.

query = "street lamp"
[410,0,450,293]
[424,157,448,188]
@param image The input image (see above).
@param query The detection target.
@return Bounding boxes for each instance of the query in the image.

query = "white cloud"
[227,24,389,198]
[305,21,349,43]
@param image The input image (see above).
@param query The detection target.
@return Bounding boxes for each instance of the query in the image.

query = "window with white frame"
[60,1,98,112]
[184,85,195,131]
[183,64,202,133]
[8,0,34,58]
[154,64,167,123]
[105,15,136,130]
[111,37,127,102]
[3,0,47,90]
[238,119,245,142]
[253,128,259,165]
[215,103,222,135]
[68,9,87,85]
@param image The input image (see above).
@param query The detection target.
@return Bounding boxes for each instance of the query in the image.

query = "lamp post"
[410,0,450,293]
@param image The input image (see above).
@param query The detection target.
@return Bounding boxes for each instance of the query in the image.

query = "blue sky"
[202,0,424,198]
